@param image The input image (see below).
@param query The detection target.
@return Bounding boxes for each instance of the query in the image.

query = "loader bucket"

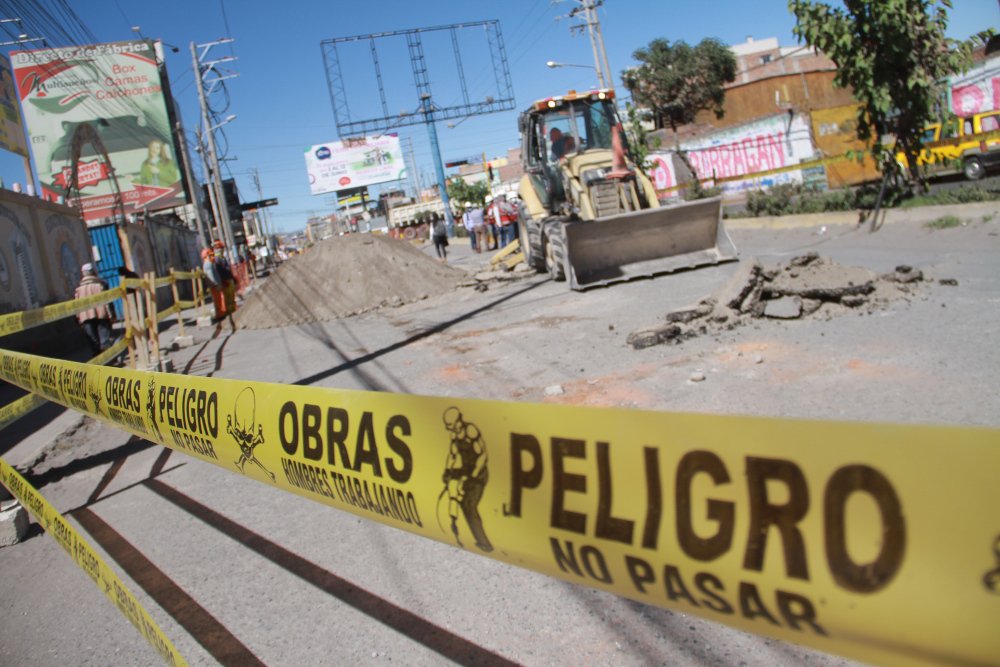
[562,196,737,290]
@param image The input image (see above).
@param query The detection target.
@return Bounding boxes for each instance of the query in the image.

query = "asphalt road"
[1,203,998,666]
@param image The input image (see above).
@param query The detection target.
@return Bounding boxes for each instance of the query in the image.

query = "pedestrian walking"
[462,203,478,252]
[465,203,487,254]
[74,263,114,356]
[431,213,449,261]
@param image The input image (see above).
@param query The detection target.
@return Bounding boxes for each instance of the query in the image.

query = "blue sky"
[0,0,995,233]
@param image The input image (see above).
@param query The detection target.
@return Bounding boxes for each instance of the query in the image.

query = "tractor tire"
[963,156,984,181]
[543,220,567,282]
[520,214,546,271]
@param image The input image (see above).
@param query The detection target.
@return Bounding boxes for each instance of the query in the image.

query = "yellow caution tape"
[0,392,47,431]
[0,348,998,667]
[0,286,126,338]
[153,276,174,289]
[121,277,147,291]
[0,458,187,666]
[0,340,128,431]
[172,270,204,281]
[156,304,181,324]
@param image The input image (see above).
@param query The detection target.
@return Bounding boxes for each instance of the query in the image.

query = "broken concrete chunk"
[689,371,706,382]
[841,295,867,308]
[717,260,762,310]
[764,295,803,319]
[739,280,764,314]
[892,267,924,284]
[0,502,29,547]
[665,300,715,323]
[801,298,823,315]
[789,251,820,267]
[544,384,565,396]
[938,278,959,286]
[627,323,683,349]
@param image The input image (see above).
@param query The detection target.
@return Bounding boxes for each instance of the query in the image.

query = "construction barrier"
[0,347,998,667]
[0,458,186,666]
[0,269,206,428]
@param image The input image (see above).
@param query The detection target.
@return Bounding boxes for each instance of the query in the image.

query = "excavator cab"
[516,89,737,290]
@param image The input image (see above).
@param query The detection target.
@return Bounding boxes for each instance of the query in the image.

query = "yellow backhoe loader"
[516,89,737,290]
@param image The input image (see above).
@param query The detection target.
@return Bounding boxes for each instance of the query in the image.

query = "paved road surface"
[1,206,998,666]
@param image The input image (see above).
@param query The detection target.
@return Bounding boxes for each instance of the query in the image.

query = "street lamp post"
[546,60,603,88]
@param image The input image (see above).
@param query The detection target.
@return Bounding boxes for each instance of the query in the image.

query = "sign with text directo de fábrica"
[0,348,998,667]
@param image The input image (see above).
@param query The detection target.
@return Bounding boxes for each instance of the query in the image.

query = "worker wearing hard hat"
[212,240,238,317]
[201,247,224,322]
[483,195,498,250]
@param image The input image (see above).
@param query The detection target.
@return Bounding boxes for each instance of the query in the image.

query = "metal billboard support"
[321,20,516,236]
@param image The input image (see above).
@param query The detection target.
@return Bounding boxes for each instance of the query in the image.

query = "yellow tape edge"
[0,392,47,431]
[0,459,187,666]
[0,286,127,339]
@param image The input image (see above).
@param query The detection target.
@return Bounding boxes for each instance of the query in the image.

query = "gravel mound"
[235,234,465,329]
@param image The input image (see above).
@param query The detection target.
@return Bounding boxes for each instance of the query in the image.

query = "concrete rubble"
[628,252,936,350]
[0,500,28,547]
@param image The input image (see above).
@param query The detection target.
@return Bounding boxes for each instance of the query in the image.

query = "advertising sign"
[10,40,185,221]
[0,55,28,157]
[304,134,405,195]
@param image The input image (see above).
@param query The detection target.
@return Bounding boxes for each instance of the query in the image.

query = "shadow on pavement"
[295,278,548,388]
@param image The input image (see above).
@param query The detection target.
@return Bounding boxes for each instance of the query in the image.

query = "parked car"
[896,110,1000,180]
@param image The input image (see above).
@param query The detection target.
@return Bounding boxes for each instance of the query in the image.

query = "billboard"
[10,40,185,221]
[304,134,405,195]
[0,55,28,157]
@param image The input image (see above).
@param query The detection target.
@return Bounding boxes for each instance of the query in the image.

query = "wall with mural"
[951,54,1000,117]
[0,190,91,313]
[649,112,818,198]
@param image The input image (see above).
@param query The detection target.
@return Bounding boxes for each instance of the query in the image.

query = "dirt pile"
[627,252,938,349]
[235,234,466,329]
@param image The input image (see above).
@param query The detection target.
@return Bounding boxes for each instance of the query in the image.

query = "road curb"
[724,200,1000,230]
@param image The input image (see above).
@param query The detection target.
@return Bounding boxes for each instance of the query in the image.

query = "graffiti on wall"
[648,113,815,197]
[951,56,1000,117]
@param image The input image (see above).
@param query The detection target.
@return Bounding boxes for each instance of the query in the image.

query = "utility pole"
[191,38,238,259]
[251,168,272,242]
[564,1,615,91]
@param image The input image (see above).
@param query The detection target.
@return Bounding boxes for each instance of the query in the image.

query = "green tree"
[622,38,737,133]
[622,38,736,196]
[789,0,979,183]
[446,177,489,209]
[623,101,661,171]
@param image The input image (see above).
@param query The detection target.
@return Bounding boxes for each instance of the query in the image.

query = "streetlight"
[546,60,604,89]
[209,114,237,131]
[546,60,595,71]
